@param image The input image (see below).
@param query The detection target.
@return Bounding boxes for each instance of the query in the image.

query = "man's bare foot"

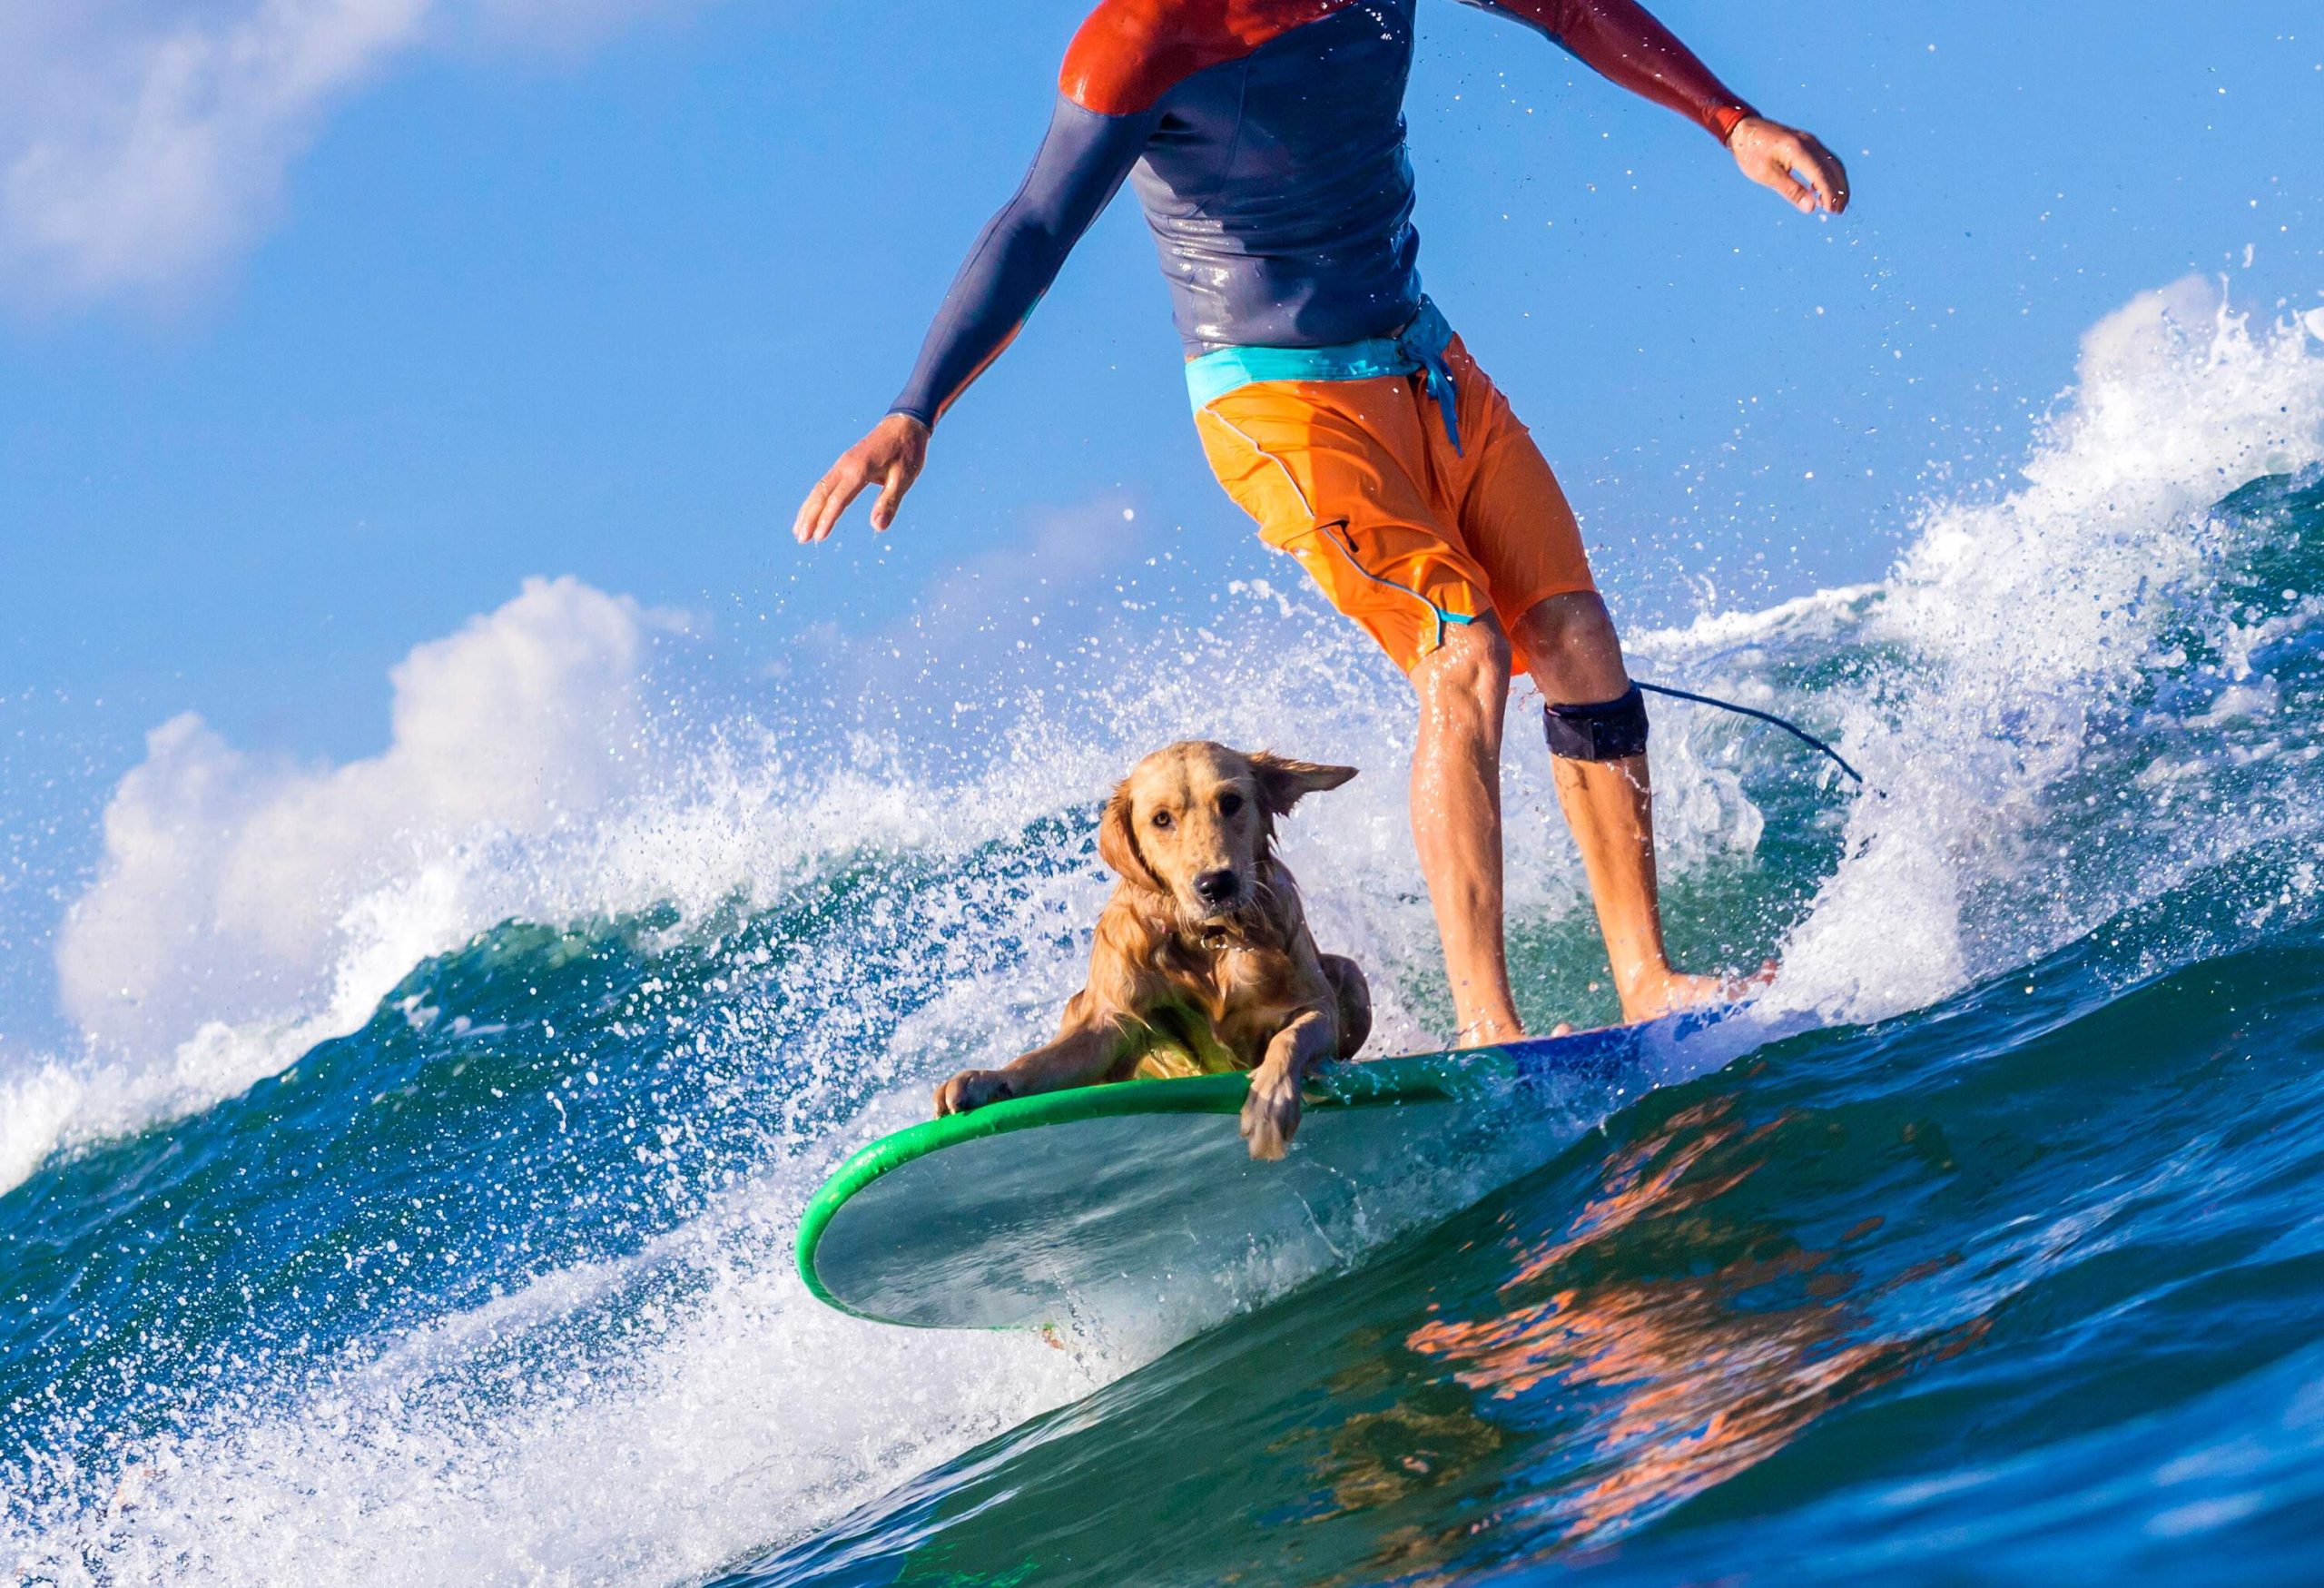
[1619,959,1778,1024]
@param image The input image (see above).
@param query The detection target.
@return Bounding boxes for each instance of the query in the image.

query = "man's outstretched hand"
[794,412,930,543]
[1728,117,1849,216]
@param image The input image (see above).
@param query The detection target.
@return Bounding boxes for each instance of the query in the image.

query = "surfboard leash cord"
[1632,680,1882,797]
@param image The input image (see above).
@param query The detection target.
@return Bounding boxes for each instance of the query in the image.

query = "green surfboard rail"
[793,1050,1505,1325]
[793,1010,1754,1332]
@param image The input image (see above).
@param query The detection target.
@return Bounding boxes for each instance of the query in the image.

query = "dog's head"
[1098,742,1357,924]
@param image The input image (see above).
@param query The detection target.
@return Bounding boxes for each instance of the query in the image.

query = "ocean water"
[6,280,2324,1584]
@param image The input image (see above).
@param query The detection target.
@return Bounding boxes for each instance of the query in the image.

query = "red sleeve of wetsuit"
[1463,0,1756,142]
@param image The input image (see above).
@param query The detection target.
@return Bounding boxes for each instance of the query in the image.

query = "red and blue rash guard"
[889,0,1755,426]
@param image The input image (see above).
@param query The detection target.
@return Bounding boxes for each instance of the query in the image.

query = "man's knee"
[1516,591,1628,704]
[1514,590,1617,662]
[1413,618,1512,718]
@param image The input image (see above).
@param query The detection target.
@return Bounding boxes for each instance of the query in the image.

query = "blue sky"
[3,0,2320,1040]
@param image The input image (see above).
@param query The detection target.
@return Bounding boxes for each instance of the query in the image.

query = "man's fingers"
[1736,124,1851,217]
[1792,138,1846,213]
[1809,141,1852,213]
[792,478,832,544]
[797,417,930,546]
[869,461,910,532]
[1766,159,1817,212]
[810,466,868,543]
[795,468,855,544]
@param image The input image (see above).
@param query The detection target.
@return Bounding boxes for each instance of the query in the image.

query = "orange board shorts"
[1195,335,1596,677]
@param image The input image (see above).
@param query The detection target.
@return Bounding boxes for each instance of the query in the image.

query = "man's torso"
[887,0,1746,420]
[1065,0,1424,350]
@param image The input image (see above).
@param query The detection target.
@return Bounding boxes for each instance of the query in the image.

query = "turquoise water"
[5,294,2324,1583]
[739,927,2324,1585]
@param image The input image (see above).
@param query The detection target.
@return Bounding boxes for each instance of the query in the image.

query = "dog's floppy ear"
[1248,753,1358,817]
[1097,780,1165,893]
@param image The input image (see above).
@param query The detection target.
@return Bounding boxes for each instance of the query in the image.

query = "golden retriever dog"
[933,741,1372,1159]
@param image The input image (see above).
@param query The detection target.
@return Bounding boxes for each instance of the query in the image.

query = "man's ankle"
[1616,962,1771,1023]
[1453,1013,1526,1048]
[1610,958,1676,1010]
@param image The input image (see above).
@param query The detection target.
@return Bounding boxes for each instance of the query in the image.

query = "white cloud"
[0,0,697,304]
[56,575,654,1053]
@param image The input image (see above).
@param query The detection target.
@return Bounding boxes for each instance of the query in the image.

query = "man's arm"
[793,97,1155,543]
[1460,0,1847,214]
[890,100,1156,429]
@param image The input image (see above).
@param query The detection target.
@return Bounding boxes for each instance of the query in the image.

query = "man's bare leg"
[1407,619,1525,1044]
[1514,592,1767,1023]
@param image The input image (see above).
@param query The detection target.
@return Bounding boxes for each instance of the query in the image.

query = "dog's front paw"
[933,1070,1018,1118]
[1239,1062,1304,1161]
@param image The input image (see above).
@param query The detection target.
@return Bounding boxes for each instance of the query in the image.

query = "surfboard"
[796,1009,1758,1334]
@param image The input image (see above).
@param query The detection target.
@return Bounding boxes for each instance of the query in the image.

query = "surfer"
[794,0,1847,1041]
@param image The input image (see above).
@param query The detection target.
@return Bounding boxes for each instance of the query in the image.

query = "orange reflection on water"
[1403,1097,1985,1553]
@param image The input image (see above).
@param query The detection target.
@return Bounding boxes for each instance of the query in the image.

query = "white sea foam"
[0,577,668,1200]
[5,1135,1113,1587]
[1684,276,2324,1023]
[0,570,1592,1198]
[10,278,2323,1186]
[6,278,2324,1583]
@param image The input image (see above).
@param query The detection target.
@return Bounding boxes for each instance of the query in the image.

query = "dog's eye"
[1217,791,1245,817]
[1150,810,1175,831]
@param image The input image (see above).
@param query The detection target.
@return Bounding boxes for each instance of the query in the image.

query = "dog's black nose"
[1193,869,1240,905]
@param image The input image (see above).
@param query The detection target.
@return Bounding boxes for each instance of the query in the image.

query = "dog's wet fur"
[933,741,1371,1159]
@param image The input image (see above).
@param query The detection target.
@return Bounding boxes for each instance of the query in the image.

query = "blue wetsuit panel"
[891,97,1157,425]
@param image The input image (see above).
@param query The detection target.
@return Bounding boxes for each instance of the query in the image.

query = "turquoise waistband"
[1184,297,1463,453]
